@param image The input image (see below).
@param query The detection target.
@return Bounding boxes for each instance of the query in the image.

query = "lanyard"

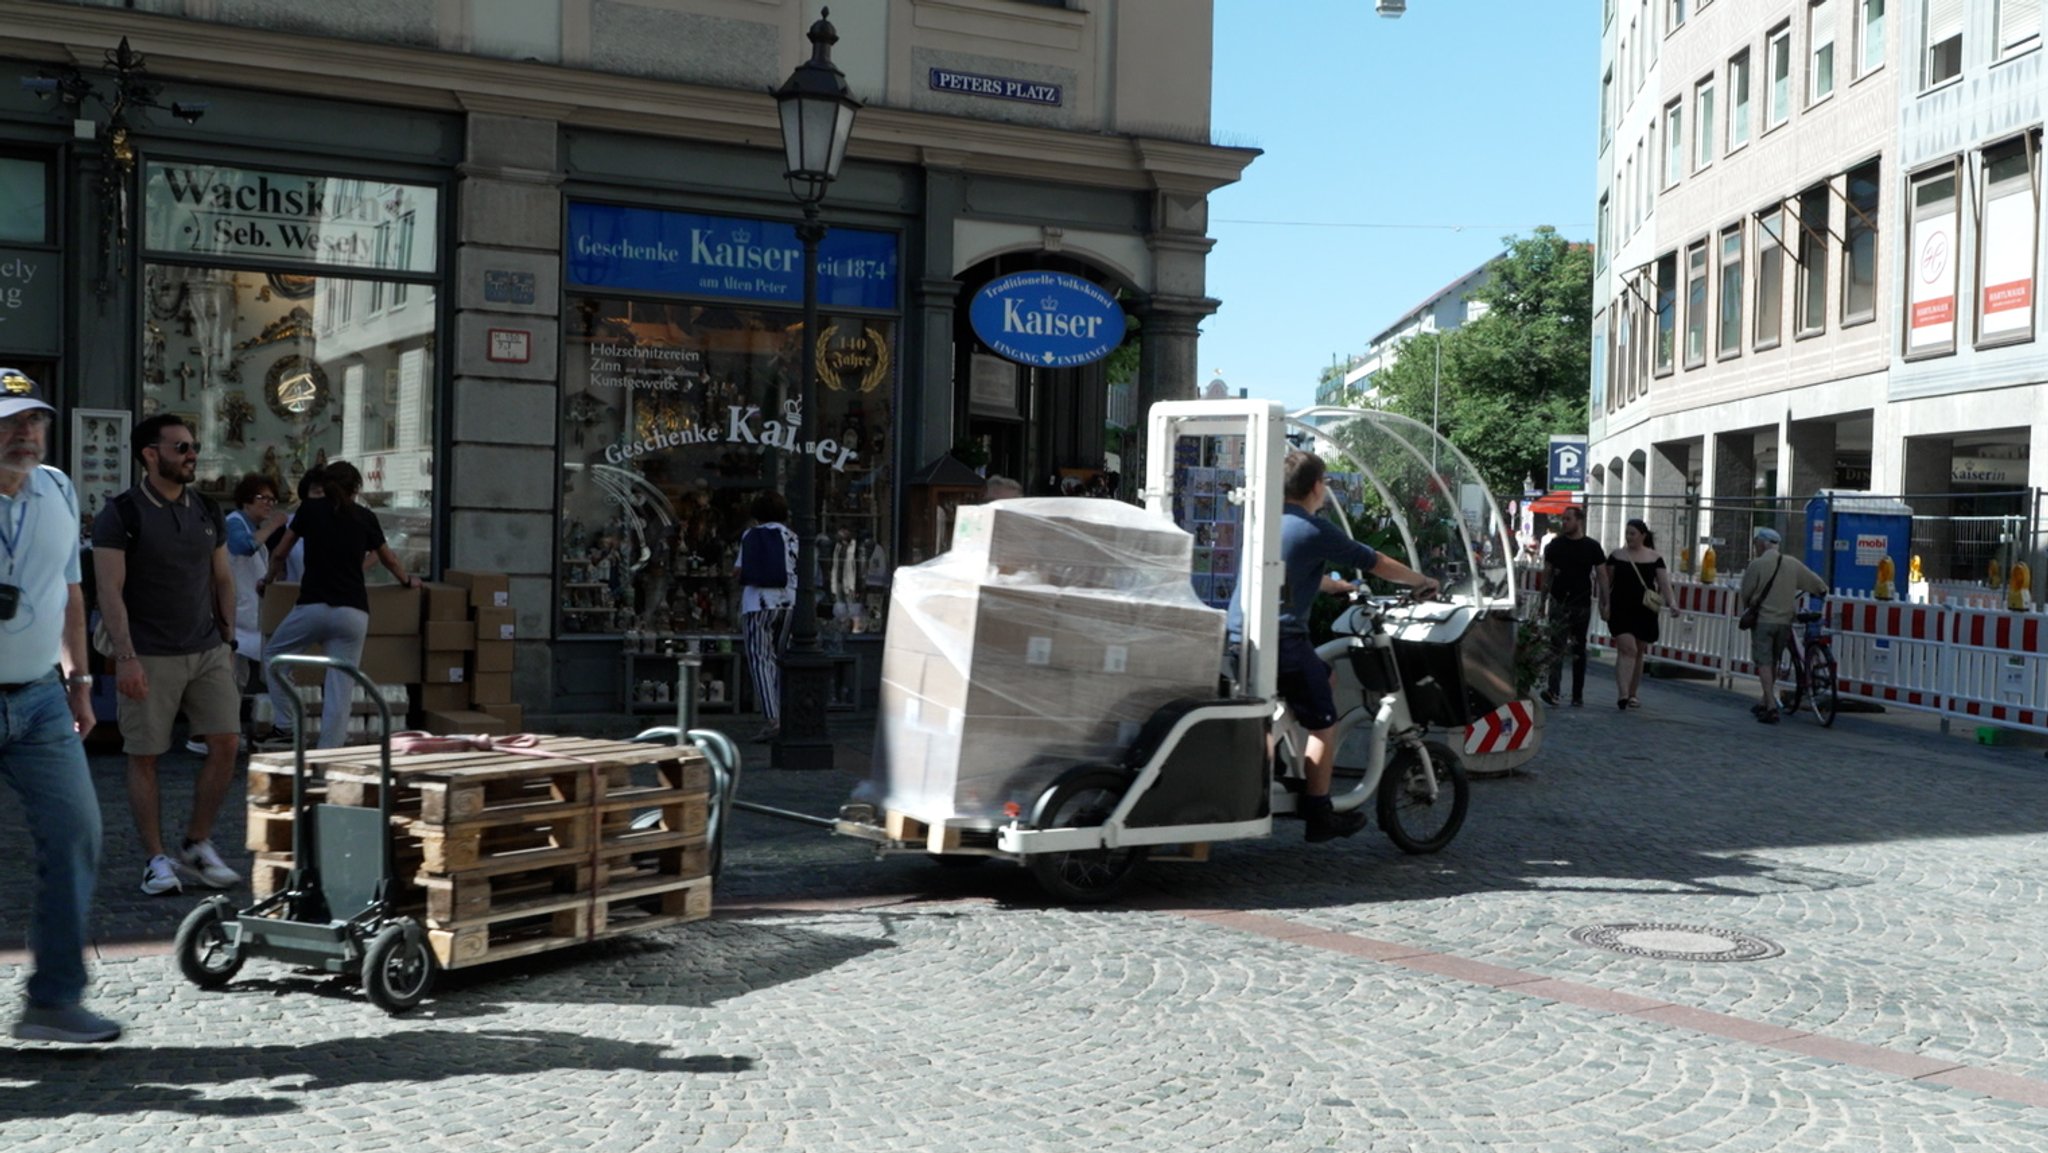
[0,492,27,577]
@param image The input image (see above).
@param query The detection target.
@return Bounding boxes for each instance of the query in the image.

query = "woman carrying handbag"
[1600,518,1676,711]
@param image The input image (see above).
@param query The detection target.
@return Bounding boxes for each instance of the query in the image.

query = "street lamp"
[771,8,861,769]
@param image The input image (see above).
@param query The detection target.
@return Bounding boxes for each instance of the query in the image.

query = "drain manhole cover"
[1569,923,1784,962]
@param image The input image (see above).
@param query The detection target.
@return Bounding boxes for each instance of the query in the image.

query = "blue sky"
[1197,1,1602,410]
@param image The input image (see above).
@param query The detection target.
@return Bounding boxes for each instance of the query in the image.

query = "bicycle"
[1767,596,1839,727]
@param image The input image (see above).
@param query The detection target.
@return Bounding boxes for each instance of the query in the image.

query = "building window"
[1598,195,1612,269]
[1925,0,1963,87]
[1664,99,1684,187]
[1718,225,1745,357]
[1977,136,2038,345]
[1695,77,1717,170]
[1756,207,1786,349]
[0,156,50,244]
[1729,51,1753,150]
[1905,163,1960,356]
[1601,70,1614,148]
[1655,251,1678,374]
[1841,160,1880,325]
[1669,0,1687,29]
[1767,23,1794,128]
[1810,0,1838,102]
[1684,240,1709,368]
[1796,184,1831,337]
[1996,0,2040,60]
[1646,0,1658,61]
[1859,0,1886,75]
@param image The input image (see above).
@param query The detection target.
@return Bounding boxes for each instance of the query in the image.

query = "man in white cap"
[1740,526,1828,724]
[0,367,122,1043]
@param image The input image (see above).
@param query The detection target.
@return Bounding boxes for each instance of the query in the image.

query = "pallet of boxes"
[871,499,1226,852]
[244,571,714,972]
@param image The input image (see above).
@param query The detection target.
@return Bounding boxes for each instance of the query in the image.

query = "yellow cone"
[1875,555,1896,601]
[2010,561,2031,612]
[1700,545,1717,585]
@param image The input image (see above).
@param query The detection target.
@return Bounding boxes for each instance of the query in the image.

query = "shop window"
[1756,207,1786,349]
[1810,0,1838,103]
[1925,0,1963,88]
[1997,0,2040,60]
[0,156,49,244]
[1684,240,1709,368]
[1655,251,1678,374]
[1718,224,1744,357]
[1842,160,1880,326]
[1663,99,1684,188]
[1796,184,1830,337]
[1767,23,1794,128]
[1977,136,2037,346]
[1694,77,1717,171]
[1729,50,1753,150]
[1859,0,1886,75]
[1905,163,1960,356]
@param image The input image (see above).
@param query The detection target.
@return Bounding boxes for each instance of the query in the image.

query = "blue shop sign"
[969,271,1127,368]
[566,202,898,310]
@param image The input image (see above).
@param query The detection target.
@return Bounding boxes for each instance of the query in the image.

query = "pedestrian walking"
[257,460,420,750]
[1599,517,1674,711]
[1538,505,1604,707]
[0,368,121,1043]
[735,491,798,744]
[1740,527,1829,724]
[91,414,243,897]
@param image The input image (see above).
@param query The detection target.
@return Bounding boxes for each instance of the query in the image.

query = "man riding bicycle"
[1227,450,1439,842]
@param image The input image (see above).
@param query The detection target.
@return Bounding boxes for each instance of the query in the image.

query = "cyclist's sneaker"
[1302,797,1368,843]
[180,839,241,889]
[12,1003,122,1044]
[140,854,182,896]
[184,738,208,755]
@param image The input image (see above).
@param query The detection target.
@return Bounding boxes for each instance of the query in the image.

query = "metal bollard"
[674,639,702,734]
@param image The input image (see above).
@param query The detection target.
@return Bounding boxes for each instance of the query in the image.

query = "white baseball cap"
[1753,527,1782,545]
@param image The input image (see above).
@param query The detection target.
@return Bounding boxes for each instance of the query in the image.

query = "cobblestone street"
[8,662,2048,1150]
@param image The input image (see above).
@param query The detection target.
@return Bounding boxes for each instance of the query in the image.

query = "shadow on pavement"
[0,1029,751,1120]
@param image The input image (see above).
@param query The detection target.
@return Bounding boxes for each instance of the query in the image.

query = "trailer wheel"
[1027,768,1147,905]
[362,922,436,1013]
[173,897,245,989]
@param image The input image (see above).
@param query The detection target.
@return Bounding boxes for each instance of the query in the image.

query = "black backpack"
[738,524,789,588]
[103,487,226,551]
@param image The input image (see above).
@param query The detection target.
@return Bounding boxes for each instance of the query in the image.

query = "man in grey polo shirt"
[0,368,122,1043]
[92,413,243,896]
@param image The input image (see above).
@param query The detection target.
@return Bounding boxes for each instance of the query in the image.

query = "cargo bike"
[835,400,1521,903]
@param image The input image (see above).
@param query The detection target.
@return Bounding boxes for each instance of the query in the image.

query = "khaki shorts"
[120,644,241,755]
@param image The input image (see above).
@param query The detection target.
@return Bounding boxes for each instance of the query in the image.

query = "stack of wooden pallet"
[244,735,712,970]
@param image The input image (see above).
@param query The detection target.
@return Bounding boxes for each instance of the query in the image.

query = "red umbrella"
[1528,491,1581,514]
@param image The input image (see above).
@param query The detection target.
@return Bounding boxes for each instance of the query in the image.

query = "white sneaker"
[184,738,208,755]
[140,854,182,896]
[179,839,241,889]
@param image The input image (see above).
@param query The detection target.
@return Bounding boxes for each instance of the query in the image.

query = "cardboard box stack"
[878,498,1223,826]
[413,569,521,736]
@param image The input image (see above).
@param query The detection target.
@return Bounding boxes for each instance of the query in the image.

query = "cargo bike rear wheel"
[1026,768,1149,904]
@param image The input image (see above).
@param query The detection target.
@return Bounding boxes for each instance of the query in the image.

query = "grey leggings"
[265,602,370,748]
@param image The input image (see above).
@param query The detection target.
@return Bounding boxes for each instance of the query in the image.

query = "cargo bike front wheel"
[1026,768,1149,904]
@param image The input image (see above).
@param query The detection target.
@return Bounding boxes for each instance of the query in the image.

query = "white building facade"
[1319,262,1492,406]
[1588,0,2047,576]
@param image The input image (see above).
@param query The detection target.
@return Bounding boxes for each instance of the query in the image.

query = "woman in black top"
[256,462,421,748]
[1599,518,1675,712]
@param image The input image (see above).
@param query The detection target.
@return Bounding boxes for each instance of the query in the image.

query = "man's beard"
[156,455,195,485]
[0,442,42,475]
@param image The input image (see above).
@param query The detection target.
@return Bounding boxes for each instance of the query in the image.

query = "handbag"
[1631,560,1664,613]
[1737,556,1781,631]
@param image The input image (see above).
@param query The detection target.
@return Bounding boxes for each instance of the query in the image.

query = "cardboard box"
[422,651,468,685]
[365,584,423,636]
[415,683,471,713]
[422,582,470,621]
[473,607,516,643]
[469,672,513,705]
[423,620,476,652]
[445,569,511,610]
[420,708,510,736]
[951,501,1192,587]
[478,702,525,730]
[470,640,514,674]
[259,581,300,635]
[359,636,423,685]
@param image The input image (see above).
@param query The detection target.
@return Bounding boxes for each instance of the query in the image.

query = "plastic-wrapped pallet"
[876,498,1223,826]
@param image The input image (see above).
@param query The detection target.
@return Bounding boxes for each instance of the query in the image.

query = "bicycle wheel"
[1807,648,1839,727]
[1773,643,1804,714]
[1376,739,1470,855]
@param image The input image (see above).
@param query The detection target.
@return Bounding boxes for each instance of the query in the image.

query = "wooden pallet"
[593,875,713,938]
[429,904,591,968]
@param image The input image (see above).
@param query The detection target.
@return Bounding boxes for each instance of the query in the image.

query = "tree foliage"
[1368,227,1592,498]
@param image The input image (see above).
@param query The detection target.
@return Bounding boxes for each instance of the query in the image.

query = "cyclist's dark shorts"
[1277,633,1338,730]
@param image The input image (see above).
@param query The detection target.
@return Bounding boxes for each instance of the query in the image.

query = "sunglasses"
[157,440,201,456]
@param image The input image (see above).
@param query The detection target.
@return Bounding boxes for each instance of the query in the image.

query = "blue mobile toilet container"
[1803,492,1914,595]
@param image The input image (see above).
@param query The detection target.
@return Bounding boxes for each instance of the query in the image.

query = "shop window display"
[558,296,894,645]
[138,263,436,574]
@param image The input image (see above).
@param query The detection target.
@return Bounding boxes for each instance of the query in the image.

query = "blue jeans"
[0,677,102,1008]
[266,603,370,749]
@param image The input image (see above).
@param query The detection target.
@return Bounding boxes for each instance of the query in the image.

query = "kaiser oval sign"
[969,271,1127,368]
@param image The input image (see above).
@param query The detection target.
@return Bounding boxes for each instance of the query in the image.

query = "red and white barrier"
[1825,595,1949,716]
[1465,699,1539,755]
[1946,608,2048,734]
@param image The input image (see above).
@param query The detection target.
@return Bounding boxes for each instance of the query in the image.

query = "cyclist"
[1226,449,1439,841]
[1740,527,1828,724]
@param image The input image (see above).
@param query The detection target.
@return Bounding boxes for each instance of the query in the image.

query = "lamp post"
[771,8,861,769]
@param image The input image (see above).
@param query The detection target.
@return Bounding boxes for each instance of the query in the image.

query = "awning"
[1528,491,1582,514]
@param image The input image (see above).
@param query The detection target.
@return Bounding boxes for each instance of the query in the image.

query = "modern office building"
[0,0,1254,716]
[1588,0,2045,575]
[1317,260,1491,407]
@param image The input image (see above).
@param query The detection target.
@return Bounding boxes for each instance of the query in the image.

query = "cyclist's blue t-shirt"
[1226,503,1381,641]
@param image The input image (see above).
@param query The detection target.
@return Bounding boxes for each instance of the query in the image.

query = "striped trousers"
[742,607,792,723]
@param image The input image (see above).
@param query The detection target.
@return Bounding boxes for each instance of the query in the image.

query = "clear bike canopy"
[1288,406,1518,614]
